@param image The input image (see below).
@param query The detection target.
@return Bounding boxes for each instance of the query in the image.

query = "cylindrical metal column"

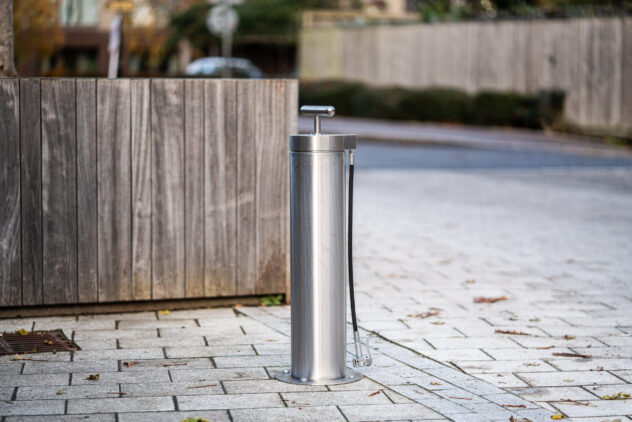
[276,131,360,385]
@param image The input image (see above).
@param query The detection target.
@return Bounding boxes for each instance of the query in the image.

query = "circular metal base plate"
[275,368,362,385]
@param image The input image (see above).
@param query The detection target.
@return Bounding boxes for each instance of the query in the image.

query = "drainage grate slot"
[0,330,80,355]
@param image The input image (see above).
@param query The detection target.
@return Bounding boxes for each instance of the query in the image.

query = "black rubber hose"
[348,159,358,333]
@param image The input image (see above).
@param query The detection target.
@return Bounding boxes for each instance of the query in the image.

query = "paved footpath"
[1,166,631,421]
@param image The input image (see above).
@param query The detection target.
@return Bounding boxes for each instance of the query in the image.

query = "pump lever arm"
[300,105,335,134]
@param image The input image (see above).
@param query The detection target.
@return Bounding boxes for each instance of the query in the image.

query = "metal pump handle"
[300,105,335,134]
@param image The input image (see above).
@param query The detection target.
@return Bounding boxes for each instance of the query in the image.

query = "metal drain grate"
[0,330,80,355]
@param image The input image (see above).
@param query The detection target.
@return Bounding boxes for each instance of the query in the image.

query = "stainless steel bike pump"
[276,105,371,386]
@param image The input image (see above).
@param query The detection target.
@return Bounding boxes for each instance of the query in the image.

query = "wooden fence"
[300,17,632,137]
[0,78,297,307]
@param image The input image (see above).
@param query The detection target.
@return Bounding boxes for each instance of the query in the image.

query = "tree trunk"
[0,0,18,77]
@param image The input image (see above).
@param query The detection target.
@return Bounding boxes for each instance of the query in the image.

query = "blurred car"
[185,57,263,78]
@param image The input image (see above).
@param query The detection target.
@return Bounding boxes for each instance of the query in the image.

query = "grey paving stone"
[71,370,170,385]
[121,381,223,396]
[552,400,632,418]
[67,396,174,414]
[118,357,215,371]
[586,384,632,398]
[458,401,516,420]
[506,386,599,402]
[0,352,71,363]
[251,343,289,355]
[223,379,326,393]
[214,355,290,368]
[573,346,632,359]
[231,406,346,422]
[382,389,415,403]
[6,415,115,422]
[170,367,269,382]
[425,337,518,350]
[16,384,118,400]
[78,312,157,321]
[0,364,22,375]
[73,329,158,340]
[471,372,530,388]
[422,349,494,361]
[73,339,118,350]
[0,373,69,387]
[516,370,623,386]
[447,413,494,422]
[482,393,540,409]
[434,387,489,403]
[452,359,558,373]
[164,345,256,358]
[611,370,632,382]
[73,348,164,361]
[546,358,632,371]
[511,336,608,348]
[513,407,558,420]
[117,319,198,329]
[281,390,392,407]
[177,393,283,410]
[339,403,445,421]
[327,377,384,391]
[1,386,15,400]
[159,308,237,320]
[483,347,581,361]
[118,336,205,349]
[33,320,116,331]
[0,399,65,416]
[22,360,118,375]
[119,410,230,421]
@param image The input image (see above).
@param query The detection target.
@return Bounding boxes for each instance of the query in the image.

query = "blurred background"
[5,0,632,140]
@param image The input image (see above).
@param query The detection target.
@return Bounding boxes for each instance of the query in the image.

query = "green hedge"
[299,81,565,129]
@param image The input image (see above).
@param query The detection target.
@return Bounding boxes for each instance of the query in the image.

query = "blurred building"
[19,0,183,77]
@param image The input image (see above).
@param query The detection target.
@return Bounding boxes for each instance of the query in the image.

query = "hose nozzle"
[352,331,373,367]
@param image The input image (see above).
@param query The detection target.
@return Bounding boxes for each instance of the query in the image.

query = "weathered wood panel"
[131,79,152,300]
[76,79,98,303]
[300,17,632,136]
[0,79,21,307]
[151,79,185,300]
[1,78,294,309]
[236,81,257,296]
[204,80,237,297]
[41,79,77,305]
[184,79,205,298]
[255,80,289,294]
[97,79,132,302]
[20,79,42,305]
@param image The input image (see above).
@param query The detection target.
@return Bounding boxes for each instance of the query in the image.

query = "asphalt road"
[355,141,632,169]
[298,116,632,169]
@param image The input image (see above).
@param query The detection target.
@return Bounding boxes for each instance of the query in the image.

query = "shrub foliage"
[299,80,565,129]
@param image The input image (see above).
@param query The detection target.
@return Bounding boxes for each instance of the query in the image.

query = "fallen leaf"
[551,414,565,419]
[510,417,533,422]
[559,399,593,406]
[12,354,30,361]
[408,311,440,319]
[234,304,243,308]
[430,382,442,385]
[564,334,576,340]
[180,418,209,422]
[56,388,66,395]
[159,310,171,315]
[602,392,631,400]
[368,391,381,397]
[563,379,574,382]
[495,329,531,336]
[186,384,218,389]
[44,340,53,345]
[123,361,140,368]
[552,352,592,359]
[502,404,527,408]
[448,396,472,400]
[536,346,554,350]
[84,374,100,381]
[474,296,507,303]
[431,321,445,325]
[465,279,476,284]
[523,362,540,367]
[15,328,29,335]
